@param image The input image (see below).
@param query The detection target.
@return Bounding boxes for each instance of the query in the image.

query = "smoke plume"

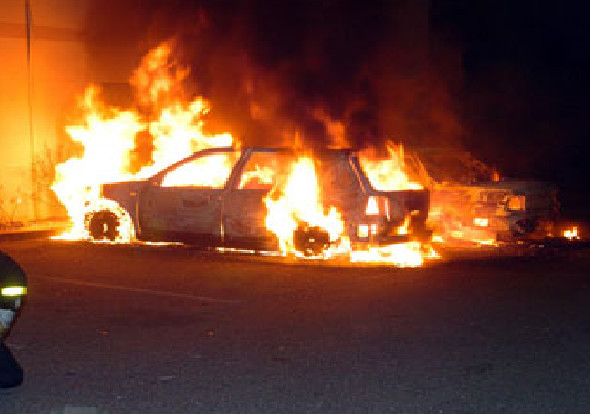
[85,0,463,151]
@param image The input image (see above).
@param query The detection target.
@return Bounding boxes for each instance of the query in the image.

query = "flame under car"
[405,148,559,244]
[85,147,431,255]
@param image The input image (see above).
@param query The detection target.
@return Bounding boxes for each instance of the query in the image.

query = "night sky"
[87,0,590,219]
[432,0,590,219]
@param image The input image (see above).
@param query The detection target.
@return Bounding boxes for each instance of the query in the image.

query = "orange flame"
[264,156,344,257]
[359,142,422,191]
[52,42,437,267]
[563,226,579,241]
[52,41,234,241]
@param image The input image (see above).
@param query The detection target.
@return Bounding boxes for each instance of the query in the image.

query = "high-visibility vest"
[0,251,27,339]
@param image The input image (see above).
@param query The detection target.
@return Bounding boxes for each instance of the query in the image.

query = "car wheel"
[88,210,120,241]
[293,224,331,256]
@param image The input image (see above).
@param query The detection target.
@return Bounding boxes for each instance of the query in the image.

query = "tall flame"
[52,41,234,240]
[52,41,437,267]
[360,142,422,191]
[264,156,344,256]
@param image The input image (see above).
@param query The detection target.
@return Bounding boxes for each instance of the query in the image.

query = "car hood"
[447,179,557,196]
[442,179,558,195]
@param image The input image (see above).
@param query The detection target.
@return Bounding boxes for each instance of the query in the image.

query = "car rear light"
[357,224,380,238]
[358,225,369,238]
[366,196,379,215]
[506,195,526,211]
[365,196,390,219]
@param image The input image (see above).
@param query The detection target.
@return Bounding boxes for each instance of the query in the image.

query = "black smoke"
[84,0,463,150]
[83,0,590,220]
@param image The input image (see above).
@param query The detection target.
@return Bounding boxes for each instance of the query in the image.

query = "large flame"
[52,41,234,241]
[52,41,437,267]
[359,142,422,191]
[263,151,438,266]
[264,156,344,257]
[563,226,579,241]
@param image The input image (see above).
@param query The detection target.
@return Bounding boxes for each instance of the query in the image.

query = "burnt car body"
[404,148,559,243]
[88,147,431,253]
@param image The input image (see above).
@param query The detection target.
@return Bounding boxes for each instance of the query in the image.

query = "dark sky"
[432,0,590,218]
[86,0,461,150]
[433,1,590,180]
[86,0,590,217]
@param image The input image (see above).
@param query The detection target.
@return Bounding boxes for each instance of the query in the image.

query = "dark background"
[84,0,590,220]
[432,0,590,221]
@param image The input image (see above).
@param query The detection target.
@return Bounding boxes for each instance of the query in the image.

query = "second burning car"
[84,147,431,256]
[405,148,559,244]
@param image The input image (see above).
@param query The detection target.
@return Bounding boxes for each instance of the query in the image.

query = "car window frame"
[232,148,298,191]
[149,147,241,190]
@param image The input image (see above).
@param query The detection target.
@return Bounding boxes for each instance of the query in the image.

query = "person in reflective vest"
[0,251,27,388]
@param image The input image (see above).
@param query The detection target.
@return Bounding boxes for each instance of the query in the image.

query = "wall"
[0,0,90,223]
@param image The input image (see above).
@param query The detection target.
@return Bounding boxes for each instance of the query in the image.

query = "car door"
[222,149,294,249]
[137,148,239,244]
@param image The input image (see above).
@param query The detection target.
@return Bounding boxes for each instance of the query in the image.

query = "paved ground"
[0,239,589,414]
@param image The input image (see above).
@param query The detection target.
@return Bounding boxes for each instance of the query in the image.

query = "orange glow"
[396,215,411,235]
[52,41,235,241]
[239,164,276,189]
[474,238,498,246]
[365,196,379,215]
[263,154,438,266]
[350,241,439,268]
[360,142,422,191]
[161,153,237,188]
[473,217,489,227]
[563,226,579,241]
[51,42,438,267]
[492,170,501,182]
[264,156,345,257]
[506,195,526,211]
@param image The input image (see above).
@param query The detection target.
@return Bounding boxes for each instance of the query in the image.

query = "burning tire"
[293,224,331,257]
[87,210,120,241]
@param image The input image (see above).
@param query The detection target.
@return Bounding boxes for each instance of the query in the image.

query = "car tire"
[293,225,330,256]
[87,210,120,241]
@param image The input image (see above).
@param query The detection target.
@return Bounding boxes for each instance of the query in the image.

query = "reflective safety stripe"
[1,286,27,297]
[0,309,16,330]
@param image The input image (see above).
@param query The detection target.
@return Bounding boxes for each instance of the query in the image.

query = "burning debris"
[51,41,438,267]
[402,148,560,246]
[563,226,580,241]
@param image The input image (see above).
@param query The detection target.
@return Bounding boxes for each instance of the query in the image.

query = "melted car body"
[405,148,559,243]
[90,147,431,252]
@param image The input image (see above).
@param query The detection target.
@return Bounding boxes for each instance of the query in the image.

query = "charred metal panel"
[406,148,559,242]
[316,152,365,217]
[94,146,433,247]
[101,180,145,224]
[137,185,223,243]
[223,189,273,243]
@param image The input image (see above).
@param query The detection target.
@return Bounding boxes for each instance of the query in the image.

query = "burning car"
[404,148,559,244]
[83,147,431,256]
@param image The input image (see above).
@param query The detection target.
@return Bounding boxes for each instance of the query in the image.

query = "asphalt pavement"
[0,239,589,414]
